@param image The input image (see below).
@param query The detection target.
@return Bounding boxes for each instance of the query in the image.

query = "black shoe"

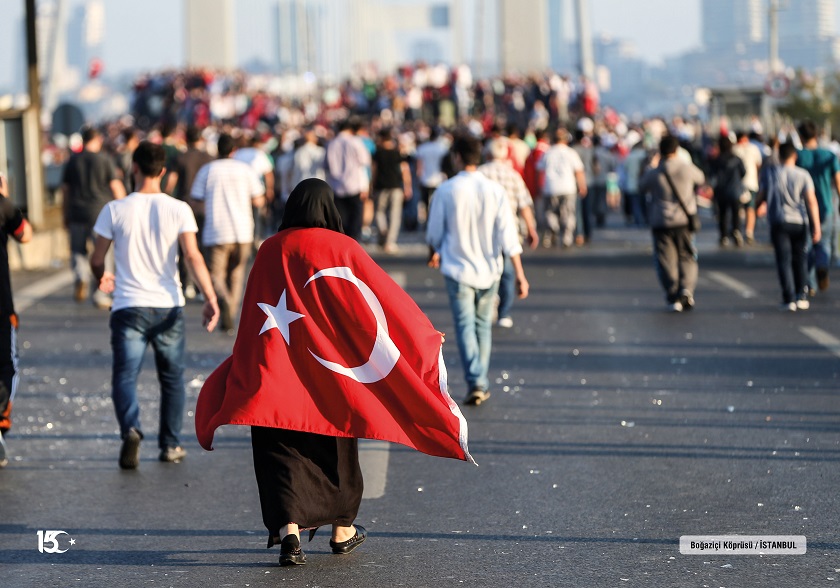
[119,428,142,470]
[279,534,306,566]
[330,525,367,555]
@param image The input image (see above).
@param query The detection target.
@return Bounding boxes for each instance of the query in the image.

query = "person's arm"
[834,170,840,200]
[805,187,821,244]
[164,170,179,196]
[0,175,32,243]
[179,231,220,332]
[575,169,587,197]
[263,171,274,204]
[401,160,413,200]
[520,205,539,249]
[510,253,529,299]
[110,179,126,200]
[90,235,114,293]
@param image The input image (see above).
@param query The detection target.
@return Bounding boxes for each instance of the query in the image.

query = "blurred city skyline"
[2,0,710,91]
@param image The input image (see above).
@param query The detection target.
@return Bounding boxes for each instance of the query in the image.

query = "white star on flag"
[258,290,305,344]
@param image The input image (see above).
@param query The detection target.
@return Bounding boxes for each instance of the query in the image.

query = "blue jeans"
[444,277,499,393]
[497,255,515,320]
[110,307,186,449]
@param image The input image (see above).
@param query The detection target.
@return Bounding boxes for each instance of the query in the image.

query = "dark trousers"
[771,222,809,304]
[334,194,363,241]
[716,197,741,240]
[652,226,698,303]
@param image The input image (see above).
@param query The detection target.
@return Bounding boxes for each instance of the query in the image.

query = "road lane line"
[706,271,758,298]
[800,326,840,359]
[15,269,74,313]
[359,440,389,499]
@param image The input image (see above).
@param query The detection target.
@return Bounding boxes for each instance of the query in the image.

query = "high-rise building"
[185,0,235,70]
[779,0,834,41]
[701,0,764,53]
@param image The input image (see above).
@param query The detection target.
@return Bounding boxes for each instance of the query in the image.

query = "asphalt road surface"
[2,222,839,587]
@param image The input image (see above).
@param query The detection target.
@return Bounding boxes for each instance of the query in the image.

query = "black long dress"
[252,427,363,544]
[250,178,363,545]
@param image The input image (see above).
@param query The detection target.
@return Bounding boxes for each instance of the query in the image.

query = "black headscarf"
[278,178,344,234]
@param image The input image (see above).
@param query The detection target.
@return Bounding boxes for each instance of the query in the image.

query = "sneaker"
[159,446,187,462]
[733,230,744,247]
[119,428,142,470]
[817,268,830,291]
[719,236,730,247]
[679,290,695,311]
[668,301,684,313]
[496,317,514,328]
[780,302,797,312]
[808,287,817,298]
[184,284,197,300]
[464,388,490,406]
[0,430,8,468]
[795,299,810,310]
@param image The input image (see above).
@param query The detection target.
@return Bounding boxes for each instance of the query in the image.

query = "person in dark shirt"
[0,173,33,467]
[371,129,411,253]
[61,126,126,307]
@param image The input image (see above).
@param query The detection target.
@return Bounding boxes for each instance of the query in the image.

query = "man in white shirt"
[415,128,451,223]
[325,119,372,241]
[538,128,587,247]
[733,131,764,243]
[426,136,529,406]
[190,133,265,332]
[91,141,220,469]
[233,134,275,245]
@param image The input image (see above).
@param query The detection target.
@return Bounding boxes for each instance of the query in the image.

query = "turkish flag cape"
[195,227,474,463]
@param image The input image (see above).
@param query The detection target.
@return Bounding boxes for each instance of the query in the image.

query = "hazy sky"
[1,0,838,90]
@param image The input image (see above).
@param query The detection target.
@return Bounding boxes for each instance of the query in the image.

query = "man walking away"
[0,174,32,467]
[426,136,529,406]
[91,141,220,469]
[538,128,587,248]
[190,133,265,333]
[62,126,126,308]
[372,129,412,253]
[478,139,538,328]
[796,119,840,293]
[757,142,821,311]
[640,136,705,312]
[325,119,372,241]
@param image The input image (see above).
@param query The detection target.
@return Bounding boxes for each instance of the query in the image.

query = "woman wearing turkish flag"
[196,178,473,566]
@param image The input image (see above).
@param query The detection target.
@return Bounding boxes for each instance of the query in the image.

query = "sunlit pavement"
[3,218,839,587]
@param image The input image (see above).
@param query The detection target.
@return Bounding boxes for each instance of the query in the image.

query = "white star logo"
[258,290,305,344]
[69,538,76,546]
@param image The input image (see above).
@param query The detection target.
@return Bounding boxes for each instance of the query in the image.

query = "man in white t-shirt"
[90,141,220,470]
[538,128,587,247]
[233,133,275,244]
[190,133,265,332]
[733,131,764,243]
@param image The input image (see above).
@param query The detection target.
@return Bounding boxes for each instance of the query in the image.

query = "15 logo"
[37,530,74,553]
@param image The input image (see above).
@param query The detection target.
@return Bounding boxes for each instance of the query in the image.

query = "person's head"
[779,141,798,164]
[82,126,102,150]
[378,128,393,144]
[554,128,571,145]
[160,121,176,140]
[132,141,166,179]
[534,128,547,143]
[798,119,819,144]
[185,125,203,146]
[217,133,236,158]
[278,178,344,234]
[454,135,482,167]
[506,123,520,139]
[487,139,508,161]
[736,131,749,143]
[121,127,139,149]
[659,135,680,157]
[718,135,733,154]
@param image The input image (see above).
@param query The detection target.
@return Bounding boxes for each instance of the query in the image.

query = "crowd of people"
[7,64,837,566]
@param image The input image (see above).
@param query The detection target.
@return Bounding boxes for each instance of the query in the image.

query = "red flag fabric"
[195,227,474,463]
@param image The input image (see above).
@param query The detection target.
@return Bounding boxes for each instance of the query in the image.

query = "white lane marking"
[15,269,74,313]
[359,440,389,499]
[356,269,403,499]
[706,271,758,299]
[800,326,840,359]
